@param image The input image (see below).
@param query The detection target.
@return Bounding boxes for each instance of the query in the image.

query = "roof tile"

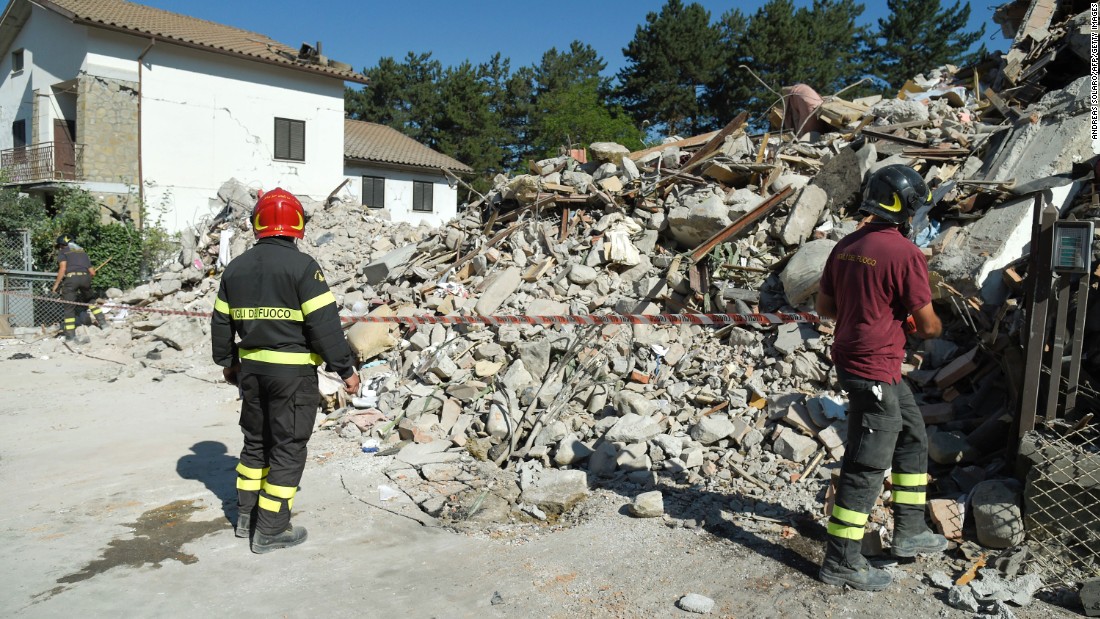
[345,119,472,174]
[43,0,367,83]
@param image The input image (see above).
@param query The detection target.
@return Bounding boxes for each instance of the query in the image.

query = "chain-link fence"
[0,230,65,330]
[1,229,33,271]
[1018,419,1100,586]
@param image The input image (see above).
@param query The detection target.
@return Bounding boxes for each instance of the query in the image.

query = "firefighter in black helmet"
[211,187,359,554]
[816,165,946,591]
[51,233,108,340]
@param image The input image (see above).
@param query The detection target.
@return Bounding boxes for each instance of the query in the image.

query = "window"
[274,117,305,161]
[11,120,25,148]
[11,49,23,73]
[361,175,384,209]
[412,181,433,213]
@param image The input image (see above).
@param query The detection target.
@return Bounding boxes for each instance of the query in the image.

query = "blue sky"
[140,1,1005,80]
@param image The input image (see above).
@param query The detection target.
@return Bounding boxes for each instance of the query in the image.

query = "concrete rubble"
[13,0,1096,612]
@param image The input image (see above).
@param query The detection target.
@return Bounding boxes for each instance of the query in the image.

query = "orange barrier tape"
[0,289,820,327]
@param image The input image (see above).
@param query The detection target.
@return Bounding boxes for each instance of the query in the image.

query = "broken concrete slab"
[362,244,418,284]
[475,267,523,316]
[780,239,836,306]
[779,185,828,246]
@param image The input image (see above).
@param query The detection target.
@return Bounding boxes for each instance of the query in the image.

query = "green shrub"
[3,186,176,292]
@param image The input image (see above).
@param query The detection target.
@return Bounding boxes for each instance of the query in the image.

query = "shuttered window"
[274,118,305,161]
[362,176,384,208]
[412,181,433,213]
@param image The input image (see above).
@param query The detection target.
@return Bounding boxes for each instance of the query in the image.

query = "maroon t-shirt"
[819,224,932,384]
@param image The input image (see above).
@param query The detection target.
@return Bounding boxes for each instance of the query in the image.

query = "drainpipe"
[137,38,155,230]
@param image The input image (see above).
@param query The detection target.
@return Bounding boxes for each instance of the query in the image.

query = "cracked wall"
[76,73,138,185]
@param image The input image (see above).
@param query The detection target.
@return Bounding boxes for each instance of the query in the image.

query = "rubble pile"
[41,0,1095,601]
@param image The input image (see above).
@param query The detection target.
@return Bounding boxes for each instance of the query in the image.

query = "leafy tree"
[707,0,871,126]
[615,0,724,136]
[871,0,986,90]
[523,43,641,160]
[529,80,644,160]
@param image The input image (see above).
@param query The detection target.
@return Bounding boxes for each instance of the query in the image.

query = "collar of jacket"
[257,237,299,250]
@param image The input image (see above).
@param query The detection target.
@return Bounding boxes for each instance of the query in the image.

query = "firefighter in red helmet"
[211,187,359,553]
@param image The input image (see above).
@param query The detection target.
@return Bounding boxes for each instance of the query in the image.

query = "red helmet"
[252,187,305,239]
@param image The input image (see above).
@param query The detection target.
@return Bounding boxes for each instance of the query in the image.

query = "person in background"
[210,187,359,554]
[815,165,947,591]
[51,234,107,341]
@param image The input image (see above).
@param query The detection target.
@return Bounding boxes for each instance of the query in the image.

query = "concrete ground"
[0,346,1079,618]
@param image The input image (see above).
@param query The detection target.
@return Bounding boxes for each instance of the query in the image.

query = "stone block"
[605,413,662,443]
[520,469,589,516]
[780,239,836,306]
[775,429,817,463]
[1081,578,1100,617]
[689,416,735,445]
[970,480,1025,549]
[475,267,522,316]
[362,244,417,284]
[628,490,664,518]
[780,184,828,246]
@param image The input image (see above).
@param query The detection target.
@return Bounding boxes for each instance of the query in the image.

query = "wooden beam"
[689,186,794,264]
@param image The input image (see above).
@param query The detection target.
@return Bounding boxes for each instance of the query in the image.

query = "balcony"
[0,142,85,184]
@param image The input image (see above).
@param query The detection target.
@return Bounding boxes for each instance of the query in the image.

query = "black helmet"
[56,233,72,247]
[859,165,932,225]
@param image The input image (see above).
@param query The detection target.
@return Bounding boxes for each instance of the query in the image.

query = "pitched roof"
[345,119,473,174]
[26,0,367,84]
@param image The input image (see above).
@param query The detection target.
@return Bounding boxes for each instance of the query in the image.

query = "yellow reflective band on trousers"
[893,490,926,505]
[258,495,281,513]
[831,505,869,526]
[214,297,230,314]
[891,472,928,487]
[300,291,335,316]
[230,307,304,322]
[262,481,297,500]
[239,348,322,366]
[236,462,266,479]
[827,522,865,540]
[237,478,262,491]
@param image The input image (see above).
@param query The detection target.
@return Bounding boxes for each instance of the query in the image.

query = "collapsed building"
[10,0,1097,613]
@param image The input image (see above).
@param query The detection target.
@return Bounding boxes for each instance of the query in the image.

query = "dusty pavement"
[0,345,1077,618]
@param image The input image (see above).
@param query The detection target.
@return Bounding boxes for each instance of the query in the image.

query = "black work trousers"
[60,273,102,333]
[235,372,319,536]
[824,368,930,566]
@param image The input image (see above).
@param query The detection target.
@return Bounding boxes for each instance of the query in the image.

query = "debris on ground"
[5,0,1097,613]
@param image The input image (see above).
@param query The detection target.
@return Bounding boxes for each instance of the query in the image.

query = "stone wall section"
[75,73,138,185]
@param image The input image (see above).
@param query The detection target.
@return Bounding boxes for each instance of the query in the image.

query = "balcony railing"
[0,142,84,183]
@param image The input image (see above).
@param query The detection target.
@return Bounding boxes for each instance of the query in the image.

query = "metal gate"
[1015,190,1099,585]
[0,230,63,330]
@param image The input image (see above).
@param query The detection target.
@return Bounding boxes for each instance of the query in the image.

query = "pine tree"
[614,0,723,136]
[706,0,871,127]
[871,0,986,90]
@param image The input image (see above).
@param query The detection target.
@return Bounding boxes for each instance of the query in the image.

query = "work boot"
[891,529,948,558]
[251,525,308,554]
[235,512,252,539]
[819,558,893,591]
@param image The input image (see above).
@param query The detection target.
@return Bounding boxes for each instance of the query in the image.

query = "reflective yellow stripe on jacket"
[239,348,323,366]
